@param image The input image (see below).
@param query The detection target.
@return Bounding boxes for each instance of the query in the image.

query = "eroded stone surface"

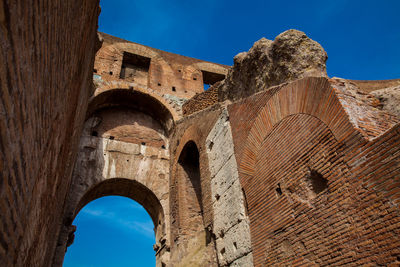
[206,109,253,266]
[229,253,254,267]
[219,29,328,101]
[330,78,399,139]
[215,220,253,266]
[370,85,400,118]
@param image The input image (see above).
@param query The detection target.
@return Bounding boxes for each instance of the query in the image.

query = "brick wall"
[95,33,229,99]
[182,83,220,116]
[228,77,400,266]
[0,1,99,266]
[169,107,222,266]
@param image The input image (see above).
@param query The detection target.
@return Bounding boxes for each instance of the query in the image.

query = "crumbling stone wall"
[0,1,100,266]
[182,82,221,116]
[182,83,220,116]
[219,29,328,102]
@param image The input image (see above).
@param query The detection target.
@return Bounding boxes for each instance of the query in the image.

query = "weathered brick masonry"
[182,83,220,116]
[229,77,400,266]
[0,1,100,266]
[1,5,399,266]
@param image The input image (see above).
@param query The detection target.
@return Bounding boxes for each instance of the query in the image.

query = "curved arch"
[174,126,203,163]
[191,61,229,76]
[75,178,165,231]
[87,84,180,135]
[97,35,175,77]
[177,141,203,213]
[170,139,205,245]
[240,77,363,178]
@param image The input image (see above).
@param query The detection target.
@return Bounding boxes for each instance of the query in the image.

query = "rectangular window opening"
[201,70,225,91]
[120,52,151,84]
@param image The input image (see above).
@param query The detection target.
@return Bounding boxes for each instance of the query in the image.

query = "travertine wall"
[0,1,100,266]
[206,109,253,266]
[54,130,170,266]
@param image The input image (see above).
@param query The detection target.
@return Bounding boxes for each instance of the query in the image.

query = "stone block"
[213,179,247,235]
[207,109,235,177]
[229,253,254,267]
[215,220,253,266]
[210,155,240,204]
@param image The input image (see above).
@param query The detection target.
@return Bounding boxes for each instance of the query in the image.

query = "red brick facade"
[228,77,400,266]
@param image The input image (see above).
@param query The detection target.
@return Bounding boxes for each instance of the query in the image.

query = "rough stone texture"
[348,78,400,93]
[370,85,400,118]
[215,221,252,266]
[219,29,328,101]
[163,94,188,108]
[183,82,220,116]
[0,1,100,266]
[229,253,254,266]
[206,109,253,266]
[330,78,399,139]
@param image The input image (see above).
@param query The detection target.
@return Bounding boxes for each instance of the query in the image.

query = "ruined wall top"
[93,32,230,100]
[219,29,328,101]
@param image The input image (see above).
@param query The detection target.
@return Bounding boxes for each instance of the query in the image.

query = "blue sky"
[98,0,400,80]
[63,196,155,267]
[64,1,400,266]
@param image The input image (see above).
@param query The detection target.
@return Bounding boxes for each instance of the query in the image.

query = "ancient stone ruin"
[1,2,400,266]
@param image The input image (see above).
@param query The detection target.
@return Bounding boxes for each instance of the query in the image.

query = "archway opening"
[175,141,204,239]
[87,88,175,135]
[63,196,155,267]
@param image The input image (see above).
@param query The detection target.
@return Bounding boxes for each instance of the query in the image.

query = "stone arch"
[53,135,171,266]
[52,84,173,266]
[192,62,228,76]
[89,83,181,135]
[74,178,165,233]
[170,140,204,245]
[95,36,175,82]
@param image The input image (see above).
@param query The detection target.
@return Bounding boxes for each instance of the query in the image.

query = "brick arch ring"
[89,82,181,135]
[99,40,175,77]
[239,77,364,178]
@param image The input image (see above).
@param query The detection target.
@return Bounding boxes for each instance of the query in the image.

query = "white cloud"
[80,204,155,239]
